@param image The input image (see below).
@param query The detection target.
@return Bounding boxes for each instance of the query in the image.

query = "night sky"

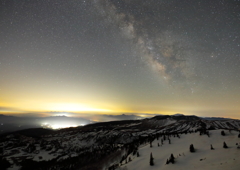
[1,0,240,118]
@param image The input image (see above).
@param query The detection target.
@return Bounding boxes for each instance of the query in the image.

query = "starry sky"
[1,0,240,118]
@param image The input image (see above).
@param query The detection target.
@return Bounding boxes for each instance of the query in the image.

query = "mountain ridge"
[1,114,240,170]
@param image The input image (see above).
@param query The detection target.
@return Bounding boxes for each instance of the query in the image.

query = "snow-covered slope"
[1,115,240,170]
[121,130,240,170]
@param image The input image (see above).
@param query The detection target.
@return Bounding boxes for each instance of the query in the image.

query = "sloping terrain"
[1,115,240,170]
[122,130,240,170]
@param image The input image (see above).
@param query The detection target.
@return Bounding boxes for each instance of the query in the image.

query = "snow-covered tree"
[190,144,195,152]
[150,152,154,166]
[223,141,228,148]
[169,153,175,164]
[137,151,140,157]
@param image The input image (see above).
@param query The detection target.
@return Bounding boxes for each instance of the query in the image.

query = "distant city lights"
[41,122,86,129]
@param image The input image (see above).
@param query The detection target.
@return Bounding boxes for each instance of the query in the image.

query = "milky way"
[95,1,191,82]
[94,0,240,90]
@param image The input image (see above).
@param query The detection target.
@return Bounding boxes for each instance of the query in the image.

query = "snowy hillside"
[1,115,240,170]
[121,129,240,170]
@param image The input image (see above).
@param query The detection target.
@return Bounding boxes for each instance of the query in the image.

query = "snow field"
[122,130,240,170]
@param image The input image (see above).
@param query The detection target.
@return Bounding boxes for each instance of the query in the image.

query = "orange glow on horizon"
[1,100,240,120]
[46,103,112,112]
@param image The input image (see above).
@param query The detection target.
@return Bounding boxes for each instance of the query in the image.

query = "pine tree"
[223,141,228,148]
[169,153,175,164]
[150,152,154,166]
[190,144,195,152]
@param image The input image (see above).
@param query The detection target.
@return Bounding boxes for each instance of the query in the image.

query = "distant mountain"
[99,114,144,121]
[1,114,238,134]
[172,113,185,116]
